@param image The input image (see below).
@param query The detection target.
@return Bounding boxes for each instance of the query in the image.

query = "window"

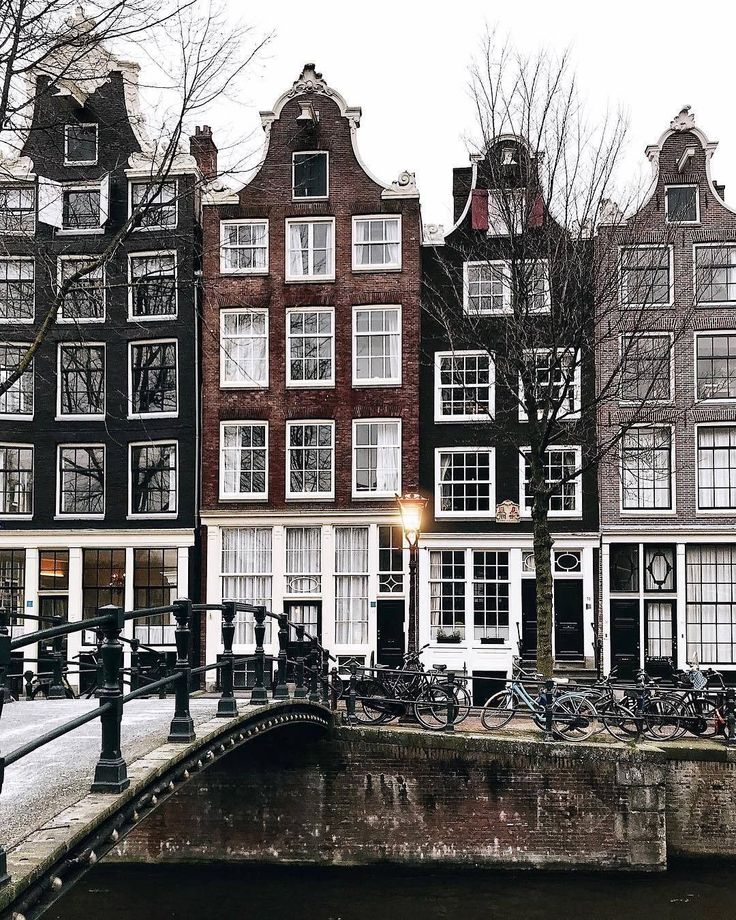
[353,306,401,385]
[555,550,582,573]
[352,420,401,497]
[665,185,698,223]
[58,446,104,517]
[335,526,369,644]
[220,309,268,388]
[220,422,268,499]
[435,351,493,421]
[0,549,25,626]
[609,544,639,593]
[621,427,672,510]
[473,551,510,641]
[0,188,35,234]
[436,448,494,517]
[488,189,524,236]
[352,216,401,270]
[647,601,674,659]
[696,334,736,400]
[58,344,104,417]
[65,124,98,165]
[697,426,736,510]
[62,187,100,229]
[133,548,178,645]
[695,246,736,305]
[620,246,671,306]
[621,335,672,402]
[378,525,404,593]
[129,442,177,515]
[220,220,268,274]
[82,549,125,638]
[129,341,177,416]
[0,445,32,515]
[286,218,334,281]
[516,260,551,312]
[521,448,581,516]
[285,527,321,594]
[0,345,33,416]
[39,550,69,590]
[59,258,105,321]
[287,309,334,386]
[644,545,675,592]
[221,527,272,645]
[131,181,177,230]
[686,545,736,664]
[286,421,334,498]
[430,550,465,639]
[0,259,34,322]
[129,252,176,318]
[293,152,328,199]
[464,261,509,314]
[521,349,580,419]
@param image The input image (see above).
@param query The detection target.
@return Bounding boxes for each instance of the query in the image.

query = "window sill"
[352,380,402,388]
[56,228,105,236]
[55,415,106,423]
[128,412,179,421]
[351,493,400,501]
[0,513,33,521]
[0,414,33,421]
[127,314,178,322]
[126,513,178,520]
[219,381,269,390]
[284,277,336,284]
[54,514,105,521]
[620,509,677,516]
[57,317,105,325]
[219,268,269,277]
[434,415,494,424]
[218,494,268,502]
[286,381,336,389]
[352,265,402,274]
[285,494,335,502]
[0,318,33,324]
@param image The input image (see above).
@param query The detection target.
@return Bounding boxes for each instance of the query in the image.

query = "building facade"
[199,66,421,677]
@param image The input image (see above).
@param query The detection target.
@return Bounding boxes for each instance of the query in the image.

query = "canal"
[47,862,734,919]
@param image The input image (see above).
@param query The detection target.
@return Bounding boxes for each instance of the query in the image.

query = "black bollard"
[48,614,66,699]
[294,624,308,699]
[167,598,196,743]
[346,663,357,722]
[321,652,330,706]
[308,640,321,704]
[217,602,238,718]
[543,678,555,742]
[272,613,290,701]
[250,606,269,705]
[91,606,130,793]
[129,638,141,692]
[445,670,456,732]
[94,628,105,698]
[726,688,736,747]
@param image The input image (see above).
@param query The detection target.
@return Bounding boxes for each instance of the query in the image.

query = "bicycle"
[664,666,726,739]
[354,662,455,730]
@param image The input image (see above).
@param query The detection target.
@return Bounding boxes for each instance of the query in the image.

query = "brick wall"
[666,753,736,857]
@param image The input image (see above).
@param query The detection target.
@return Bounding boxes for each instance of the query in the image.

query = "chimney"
[190,125,218,180]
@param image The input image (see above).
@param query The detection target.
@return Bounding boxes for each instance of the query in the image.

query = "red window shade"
[529,195,544,228]
[471,188,489,230]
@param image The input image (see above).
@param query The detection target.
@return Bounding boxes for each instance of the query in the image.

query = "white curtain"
[286,527,321,593]
[386,309,401,379]
[335,527,368,644]
[374,422,400,493]
[222,527,272,644]
[686,545,736,664]
[289,224,309,276]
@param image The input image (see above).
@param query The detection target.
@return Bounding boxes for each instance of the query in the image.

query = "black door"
[611,599,640,679]
[376,599,405,669]
[38,596,69,677]
[554,580,584,660]
[521,579,537,659]
[284,601,321,670]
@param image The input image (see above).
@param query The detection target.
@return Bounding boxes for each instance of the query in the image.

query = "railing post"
[250,606,269,705]
[218,602,238,718]
[331,666,340,712]
[94,628,105,698]
[321,652,330,706]
[91,606,129,793]
[294,624,308,699]
[24,669,34,700]
[0,756,8,886]
[0,606,10,714]
[542,678,555,742]
[129,638,141,692]
[272,613,290,701]
[168,598,196,743]
[48,614,66,699]
[308,640,321,703]
[725,688,736,747]
[445,670,456,732]
[345,663,357,722]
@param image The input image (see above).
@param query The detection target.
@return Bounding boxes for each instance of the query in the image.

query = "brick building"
[199,66,421,674]
[599,108,736,678]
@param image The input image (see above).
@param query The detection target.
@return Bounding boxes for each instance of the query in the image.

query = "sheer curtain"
[386,309,401,380]
[286,526,321,593]
[289,224,309,276]
[375,422,400,493]
[222,527,272,644]
[335,527,368,644]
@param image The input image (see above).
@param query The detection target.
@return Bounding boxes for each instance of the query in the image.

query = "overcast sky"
[210,0,736,227]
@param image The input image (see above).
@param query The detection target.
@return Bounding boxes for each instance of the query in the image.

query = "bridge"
[0,600,333,920]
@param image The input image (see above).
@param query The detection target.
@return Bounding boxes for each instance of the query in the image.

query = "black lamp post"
[397,492,428,656]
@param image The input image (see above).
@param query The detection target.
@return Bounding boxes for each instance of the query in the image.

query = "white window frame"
[285,419,335,501]
[57,256,106,324]
[434,446,496,519]
[0,342,33,420]
[519,446,583,519]
[219,219,269,275]
[0,442,33,518]
[463,260,511,315]
[619,244,674,308]
[219,420,268,501]
[694,329,736,403]
[619,332,674,405]
[127,440,178,519]
[693,244,736,307]
[128,250,178,321]
[58,183,104,235]
[694,423,736,514]
[351,418,402,499]
[292,151,329,201]
[56,443,106,520]
[518,348,581,421]
[64,123,98,166]
[56,341,106,421]
[351,215,402,271]
[285,217,335,283]
[665,183,700,225]
[619,423,676,515]
[352,304,402,386]
[129,180,178,231]
[433,350,494,422]
[286,307,335,388]
[0,257,34,324]
[219,307,269,389]
[0,187,36,236]
[127,338,179,420]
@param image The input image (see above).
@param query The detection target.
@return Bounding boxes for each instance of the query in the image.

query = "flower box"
[436,635,462,644]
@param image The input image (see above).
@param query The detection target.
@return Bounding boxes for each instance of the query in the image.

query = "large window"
[285,527,321,594]
[647,601,674,659]
[286,421,334,499]
[0,188,35,234]
[473,550,510,641]
[686,545,736,664]
[609,543,639,593]
[129,341,177,416]
[0,259,34,322]
[696,334,736,400]
[0,344,33,416]
[353,306,401,385]
[334,526,368,644]
[464,261,509,314]
[621,334,672,402]
[65,124,98,165]
[665,185,698,224]
[695,246,736,305]
[221,527,272,644]
[620,246,671,307]
[220,422,268,499]
[522,448,581,516]
[131,181,177,229]
[697,426,736,510]
[430,550,465,639]
[0,549,25,625]
[82,549,125,637]
[58,446,104,517]
[287,309,334,386]
[129,442,177,515]
[133,548,178,645]
[286,218,334,281]
[59,258,105,321]
[434,351,493,421]
[293,152,328,199]
[352,216,401,270]
[62,187,100,229]
[621,427,672,510]
[352,420,401,497]
[220,220,268,274]
[220,309,268,388]
[58,344,104,417]
[378,525,403,594]
[521,349,579,419]
[436,448,494,517]
[129,252,176,318]
[0,445,32,515]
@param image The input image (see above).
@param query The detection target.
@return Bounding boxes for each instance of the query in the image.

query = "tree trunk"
[531,494,554,677]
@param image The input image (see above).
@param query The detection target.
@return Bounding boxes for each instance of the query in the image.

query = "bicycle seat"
[432,664,448,671]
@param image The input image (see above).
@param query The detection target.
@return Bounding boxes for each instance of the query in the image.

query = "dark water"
[47,862,736,920]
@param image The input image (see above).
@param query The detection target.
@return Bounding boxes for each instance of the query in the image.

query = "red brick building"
[199,66,421,673]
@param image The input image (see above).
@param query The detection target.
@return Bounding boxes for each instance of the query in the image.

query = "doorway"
[553,580,584,660]
[376,599,405,669]
[284,600,321,666]
[521,579,537,659]
[610,599,640,679]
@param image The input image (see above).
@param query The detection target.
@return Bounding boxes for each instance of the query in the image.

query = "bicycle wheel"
[681,697,721,738]
[642,697,680,742]
[480,689,516,731]
[450,683,472,724]
[353,678,390,724]
[414,685,452,730]
[552,694,597,742]
[599,699,639,742]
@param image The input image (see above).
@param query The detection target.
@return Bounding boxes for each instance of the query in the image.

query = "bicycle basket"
[690,670,707,690]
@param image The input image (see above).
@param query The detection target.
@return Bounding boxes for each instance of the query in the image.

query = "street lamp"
[397,492,428,655]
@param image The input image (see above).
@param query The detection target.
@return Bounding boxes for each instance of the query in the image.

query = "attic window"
[665,185,699,224]
[293,152,328,199]
[65,124,98,166]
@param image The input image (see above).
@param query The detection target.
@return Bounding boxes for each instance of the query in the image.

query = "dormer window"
[293,151,328,199]
[665,184,699,224]
[64,124,98,166]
